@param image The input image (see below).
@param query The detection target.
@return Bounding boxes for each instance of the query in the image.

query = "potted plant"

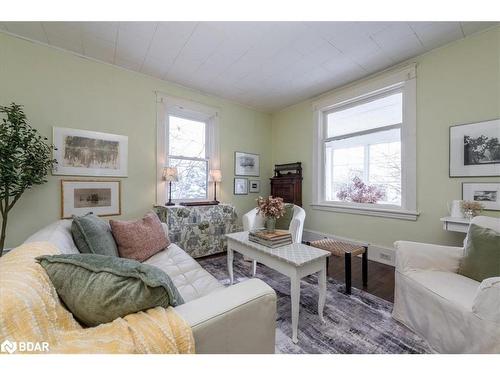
[0,103,56,255]
[256,196,285,233]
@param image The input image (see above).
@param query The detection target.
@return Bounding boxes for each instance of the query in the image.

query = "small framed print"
[234,178,248,195]
[449,119,500,177]
[234,151,260,176]
[462,182,500,211]
[249,180,260,193]
[61,180,121,218]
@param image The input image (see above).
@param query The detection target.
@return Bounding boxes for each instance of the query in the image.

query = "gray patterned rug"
[198,253,430,354]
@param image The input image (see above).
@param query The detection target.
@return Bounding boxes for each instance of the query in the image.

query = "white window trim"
[156,92,220,205]
[311,64,419,221]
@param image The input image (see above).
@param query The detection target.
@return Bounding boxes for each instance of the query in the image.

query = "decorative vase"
[463,208,474,220]
[265,217,276,233]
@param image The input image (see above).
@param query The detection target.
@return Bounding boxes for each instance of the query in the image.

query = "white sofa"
[24,220,277,354]
[393,216,500,353]
[242,205,306,243]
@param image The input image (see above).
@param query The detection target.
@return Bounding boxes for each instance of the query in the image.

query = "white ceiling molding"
[1,21,497,112]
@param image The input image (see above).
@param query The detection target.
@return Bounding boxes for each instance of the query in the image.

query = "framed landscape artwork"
[61,180,121,218]
[53,127,128,177]
[449,119,500,177]
[234,178,248,195]
[462,182,500,211]
[234,151,259,176]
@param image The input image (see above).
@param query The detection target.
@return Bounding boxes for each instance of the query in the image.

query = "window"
[325,91,402,206]
[156,94,219,204]
[168,115,208,200]
[312,65,417,220]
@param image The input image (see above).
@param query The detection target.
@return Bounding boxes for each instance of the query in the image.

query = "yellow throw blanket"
[0,242,195,354]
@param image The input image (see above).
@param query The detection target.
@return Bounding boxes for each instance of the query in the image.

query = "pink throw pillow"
[110,212,170,262]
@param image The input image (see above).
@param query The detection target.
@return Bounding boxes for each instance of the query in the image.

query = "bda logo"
[1,339,17,354]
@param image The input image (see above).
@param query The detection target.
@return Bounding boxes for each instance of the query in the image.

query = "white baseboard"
[303,229,395,266]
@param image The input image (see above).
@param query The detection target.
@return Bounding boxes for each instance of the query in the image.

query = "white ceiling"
[0,21,497,112]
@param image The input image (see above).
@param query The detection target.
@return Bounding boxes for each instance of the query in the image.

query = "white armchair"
[242,205,306,243]
[393,216,500,353]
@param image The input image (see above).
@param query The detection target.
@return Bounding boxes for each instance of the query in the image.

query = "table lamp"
[163,167,178,206]
[209,169,222,204]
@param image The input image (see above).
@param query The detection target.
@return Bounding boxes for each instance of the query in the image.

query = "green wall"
[271,27,500,249]
[1,27,499,251]
[0,32,272,248]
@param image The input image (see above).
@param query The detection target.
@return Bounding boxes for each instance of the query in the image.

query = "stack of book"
[248,229,292,248]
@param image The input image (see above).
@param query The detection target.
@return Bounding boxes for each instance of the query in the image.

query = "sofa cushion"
[459,223,500,282]
[37,253,184,327]
[24,220,80,254]
[275,204,294,230]
[71,213,118,257]
[408,269,480,310]
[143,243,224,302]
[110,212,169,262]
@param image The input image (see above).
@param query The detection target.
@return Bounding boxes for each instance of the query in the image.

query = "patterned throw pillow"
[110,212,170,262]
[71,213,119,257]
[37,253,184,327]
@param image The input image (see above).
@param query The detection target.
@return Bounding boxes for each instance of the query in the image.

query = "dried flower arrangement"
[461,200,484,218]
[337,176,386,204]
[256,196,285,219]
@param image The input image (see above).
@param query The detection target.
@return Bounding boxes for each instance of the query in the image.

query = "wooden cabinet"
[270,162,303,207]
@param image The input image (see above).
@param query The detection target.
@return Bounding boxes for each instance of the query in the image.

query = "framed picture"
[53,127,128,177]
[462,182,500,211]
[234,151,259,176]
[61,180,121,218]
[450,119,500,177]
[234,178,248,195]
[249,180,260,193]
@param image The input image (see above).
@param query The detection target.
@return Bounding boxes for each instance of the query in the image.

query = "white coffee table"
[225,231,330,343]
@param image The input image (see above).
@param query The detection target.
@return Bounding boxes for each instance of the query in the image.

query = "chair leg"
[362,247,368,287]
[344,253,352,295]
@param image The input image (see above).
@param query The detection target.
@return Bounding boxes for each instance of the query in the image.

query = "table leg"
[345,253,352,294]
[318,261,327,322]
[227,246,234,285]
[362,247,368,287]
[290,272,300,344]
[252,260,257,277]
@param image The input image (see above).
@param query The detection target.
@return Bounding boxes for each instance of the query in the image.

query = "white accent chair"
[242,204,306,243]
[393,216,500,353]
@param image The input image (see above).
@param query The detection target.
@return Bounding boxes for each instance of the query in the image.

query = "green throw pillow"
[275,204,294,230]
[37,253,184,327]
[71,213,118,257]
[458,223,500,282]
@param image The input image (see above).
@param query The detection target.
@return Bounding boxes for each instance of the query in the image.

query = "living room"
[1,0,499,372]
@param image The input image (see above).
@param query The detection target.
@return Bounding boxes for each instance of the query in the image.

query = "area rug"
[198,253,431,354]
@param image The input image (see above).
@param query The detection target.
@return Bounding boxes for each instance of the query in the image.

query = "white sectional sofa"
[24,220,277,354]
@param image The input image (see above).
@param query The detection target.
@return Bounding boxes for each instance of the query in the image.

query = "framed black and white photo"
[249,180,260,193]
[450,119,500,177]
[234,151,259,176]
[53,127,128,177]
[61,180,121,218]
[234,178,248,195]
[462,182,500,211]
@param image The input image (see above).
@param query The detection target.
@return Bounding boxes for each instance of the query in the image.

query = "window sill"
[310,202,419,221]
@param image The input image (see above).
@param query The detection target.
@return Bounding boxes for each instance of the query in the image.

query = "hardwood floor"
[326,255,395,302]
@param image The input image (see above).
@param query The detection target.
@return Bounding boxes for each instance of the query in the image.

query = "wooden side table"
[307,239,368,294]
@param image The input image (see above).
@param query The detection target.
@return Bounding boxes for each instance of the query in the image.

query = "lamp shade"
[209,169,222,182]
[162,167,178,182]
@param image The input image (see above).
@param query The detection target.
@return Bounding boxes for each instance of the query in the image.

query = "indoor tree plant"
[0,103,56,255]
